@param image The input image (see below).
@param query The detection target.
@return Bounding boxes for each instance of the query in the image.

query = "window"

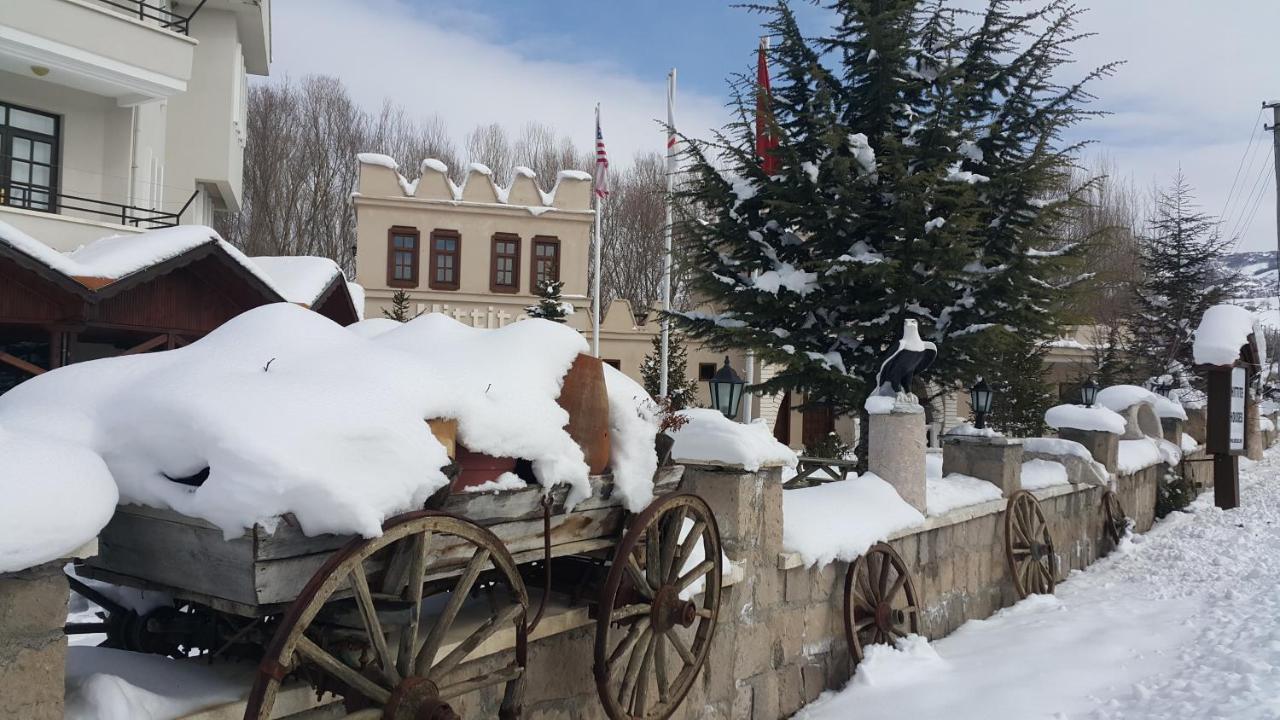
[0,101,59,213]
[698,363,716,381]
[386,226,420,287]
[603,359,621,370]
[429,229,461,290]
[490,233,520,293]
[531,236,561,291]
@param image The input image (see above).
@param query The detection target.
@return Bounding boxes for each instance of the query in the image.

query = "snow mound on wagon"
[0,304,652,540]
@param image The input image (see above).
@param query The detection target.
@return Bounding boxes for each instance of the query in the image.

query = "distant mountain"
[1224,250,1278,298]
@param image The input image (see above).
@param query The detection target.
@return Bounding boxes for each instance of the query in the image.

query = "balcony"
[0,0,197,105]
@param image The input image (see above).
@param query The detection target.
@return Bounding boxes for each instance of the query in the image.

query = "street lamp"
[708,356,746,420]
[1081,377,1099,407]
[970,378,993,429]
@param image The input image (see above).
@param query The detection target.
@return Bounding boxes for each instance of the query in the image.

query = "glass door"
[0,102,59,213]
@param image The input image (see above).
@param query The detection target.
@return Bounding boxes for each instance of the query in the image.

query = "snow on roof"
[1095,385,1188,421]
[250,256,343,305]
[358,154,593,210]
[782,473,924,567]
[0,218,84,277]
[347,282,366,320]
[669,408,798,471]
[0,426,117,573]
[1045,404,1127,434]
[0,304,653,539]
[1193,304,1259,366]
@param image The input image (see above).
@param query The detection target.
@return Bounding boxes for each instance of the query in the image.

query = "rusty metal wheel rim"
[243,511,528,720]
[843,542,920,665]
[593,493,722,720]
[1004,490,1057,599]
[1102,490,1128,545]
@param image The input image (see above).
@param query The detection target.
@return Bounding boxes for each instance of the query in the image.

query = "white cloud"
[268,0,728,177]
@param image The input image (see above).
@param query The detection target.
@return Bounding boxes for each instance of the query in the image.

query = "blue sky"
[273,0,1280,253]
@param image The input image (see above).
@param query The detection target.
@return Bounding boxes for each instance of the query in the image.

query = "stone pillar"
[1246,400,1264,461]
[679,462,787,719]
[1056,427,1119,473]
[0,562,70,720]
[1184,407,1207,445]
[1160,417,1184,447]
[867,405,927,513]
[942,435,1023,497]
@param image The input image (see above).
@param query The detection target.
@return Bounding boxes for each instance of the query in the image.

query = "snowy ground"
[796,446,1280,720]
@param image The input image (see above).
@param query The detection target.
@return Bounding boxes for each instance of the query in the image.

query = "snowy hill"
[1225,251,1279,328]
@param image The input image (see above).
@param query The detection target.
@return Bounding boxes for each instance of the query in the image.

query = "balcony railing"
[92,0,208,35]
[2,182,198,230]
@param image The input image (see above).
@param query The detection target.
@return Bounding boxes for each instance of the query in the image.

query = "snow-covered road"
[797,447,1280,720]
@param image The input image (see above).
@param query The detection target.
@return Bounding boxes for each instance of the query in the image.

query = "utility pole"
[1264,102,1280,297]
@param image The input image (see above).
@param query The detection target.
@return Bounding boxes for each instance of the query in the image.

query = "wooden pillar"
[48,329,63,369]
[1214,454,1239,509]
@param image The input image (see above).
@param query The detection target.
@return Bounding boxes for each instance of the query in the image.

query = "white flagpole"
[660,69,676,398]
[592,103,603,357]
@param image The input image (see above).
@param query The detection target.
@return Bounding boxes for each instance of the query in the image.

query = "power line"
[1232,152,1274,251]
[1227,143,1274,252]
[1224,133,1271,242]
[1220,106,1265,225]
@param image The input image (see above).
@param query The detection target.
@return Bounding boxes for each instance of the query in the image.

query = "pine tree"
[639,331,699,410]
[981,333,1055,437]
[526,279,571,323]
[1127,172,1239,381]
[382,289,413,322]
[671,0,1112,419]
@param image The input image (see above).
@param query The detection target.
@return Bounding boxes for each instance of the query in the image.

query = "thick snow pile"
[347,317,402,338]
[250,256,343,305]
[1022,437,1110,482]
[796,446,1280,720]
[0,305,644,539]
[1095,384,1187,420]
[1193,304,1259,366]
[1117,438,1181,474]
[1019,458,1069,490]
[601,365,660,512]
[1180,433,1200,452]
[944,422,1002,438]
[357,154,589,208]
[1044,404,1126,434]
[0,427,117,573]
[783,473,924,567]
[669,409,798,471]
[927,474,1002,516]
[65,646,245,720]
[864,395,898,415]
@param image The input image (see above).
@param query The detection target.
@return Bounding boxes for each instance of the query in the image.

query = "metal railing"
[92,0,209,35]
[1,182,198,230]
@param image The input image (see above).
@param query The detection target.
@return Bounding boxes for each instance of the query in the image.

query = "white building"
[0,0,270,251]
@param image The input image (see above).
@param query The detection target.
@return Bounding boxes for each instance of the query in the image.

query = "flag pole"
[660,69,676,399]
[744,38,769,423]
[592,103,603,357]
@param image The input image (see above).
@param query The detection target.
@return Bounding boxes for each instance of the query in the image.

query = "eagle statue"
[875,319,938,403]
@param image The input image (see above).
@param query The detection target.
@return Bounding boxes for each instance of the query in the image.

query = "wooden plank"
[0,350,45,376]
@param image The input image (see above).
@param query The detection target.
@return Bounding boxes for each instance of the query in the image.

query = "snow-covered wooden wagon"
[0,304,725,720]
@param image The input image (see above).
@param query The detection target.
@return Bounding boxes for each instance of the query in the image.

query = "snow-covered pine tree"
[526,279,572,323]
[671,0,1110,422]
[382,289,413,322]
[982,333,1054,437]
[1127,172,1240,380]
[639,331,699,410]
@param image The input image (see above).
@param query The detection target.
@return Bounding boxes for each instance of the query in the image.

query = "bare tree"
[464,123,515,185]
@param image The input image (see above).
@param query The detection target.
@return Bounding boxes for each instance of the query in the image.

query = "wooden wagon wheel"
[244,511,529,720]
[1102,490,1128,545]
[594,493,722,720]
[1004,490,1057,599]
[843,543,920,664]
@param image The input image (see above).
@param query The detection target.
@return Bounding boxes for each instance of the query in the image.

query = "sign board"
[1229,367,1246,453]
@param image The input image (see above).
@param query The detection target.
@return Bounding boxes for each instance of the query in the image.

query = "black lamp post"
[1081,377,1099,407]
[970,378,993,429]
[708,356,746,420]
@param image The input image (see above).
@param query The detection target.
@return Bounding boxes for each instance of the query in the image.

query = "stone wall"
[0,562,69,720]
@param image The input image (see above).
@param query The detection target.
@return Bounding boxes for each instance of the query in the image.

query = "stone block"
[1160,417,1183,446]
[1057,427,1119,472]
[867,408,927,512]
[0,640,64,720]
[750,672,779,720]
[734,621,774,679]
[777,664,806,718]
[942,436,1024,497]
[732,683,754,720]
[774,606,806,664]
[784,567,811,603]
[0,564,68,635]
[804,597,838,641]
[802,661,828,703]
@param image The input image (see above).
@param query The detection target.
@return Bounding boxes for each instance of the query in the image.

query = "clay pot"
[557,353,612,474]
[427,418,457,459]
[453,445,517,492]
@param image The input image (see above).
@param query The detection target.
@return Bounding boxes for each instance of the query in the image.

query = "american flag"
[594,105,609,199]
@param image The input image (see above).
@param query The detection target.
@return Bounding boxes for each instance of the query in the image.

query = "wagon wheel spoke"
[857,560,876,602]
[395,532,432,678]
[665,628,695,667]
[886,567,907,602]
[611,603,651,623]
[878,552,892,596]
[625,554,656,599]
[294,635,391,704]
[349,565,400,686]
[415,547,492,675]
[669,520,705,585]
[675,559,715,594]
[617,627,653,706]
[1011,546,1031,557]
[437,663,525,701]
[659,506,688,583]
[427,602,523,682]
[654,633,671,704]
[607,617,651,673]
[631,632,657,715]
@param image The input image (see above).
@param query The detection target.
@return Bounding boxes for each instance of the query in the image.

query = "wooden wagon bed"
[80,467,683,617]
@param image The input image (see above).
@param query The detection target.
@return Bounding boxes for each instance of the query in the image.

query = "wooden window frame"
[0,100,61,213]
[429,229,462,291]
[698,363,716,381]
[530,235,561,292]
[603,358,621,370]
[489,233,521,294]
[386,226,420,288]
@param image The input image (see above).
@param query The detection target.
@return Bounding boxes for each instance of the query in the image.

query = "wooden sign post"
[1202,337,1260,510]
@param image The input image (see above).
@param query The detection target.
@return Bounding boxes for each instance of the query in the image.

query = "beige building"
[0,0,270,250]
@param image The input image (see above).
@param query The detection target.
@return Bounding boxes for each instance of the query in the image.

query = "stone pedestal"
[1056,427,1119,473]
[867,405,927,513]
[0,562,69,720]
[1160,417,1184,446]
[942,435,1023,497]
[1246,400,1264,461]
[1184,407,1207,445]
